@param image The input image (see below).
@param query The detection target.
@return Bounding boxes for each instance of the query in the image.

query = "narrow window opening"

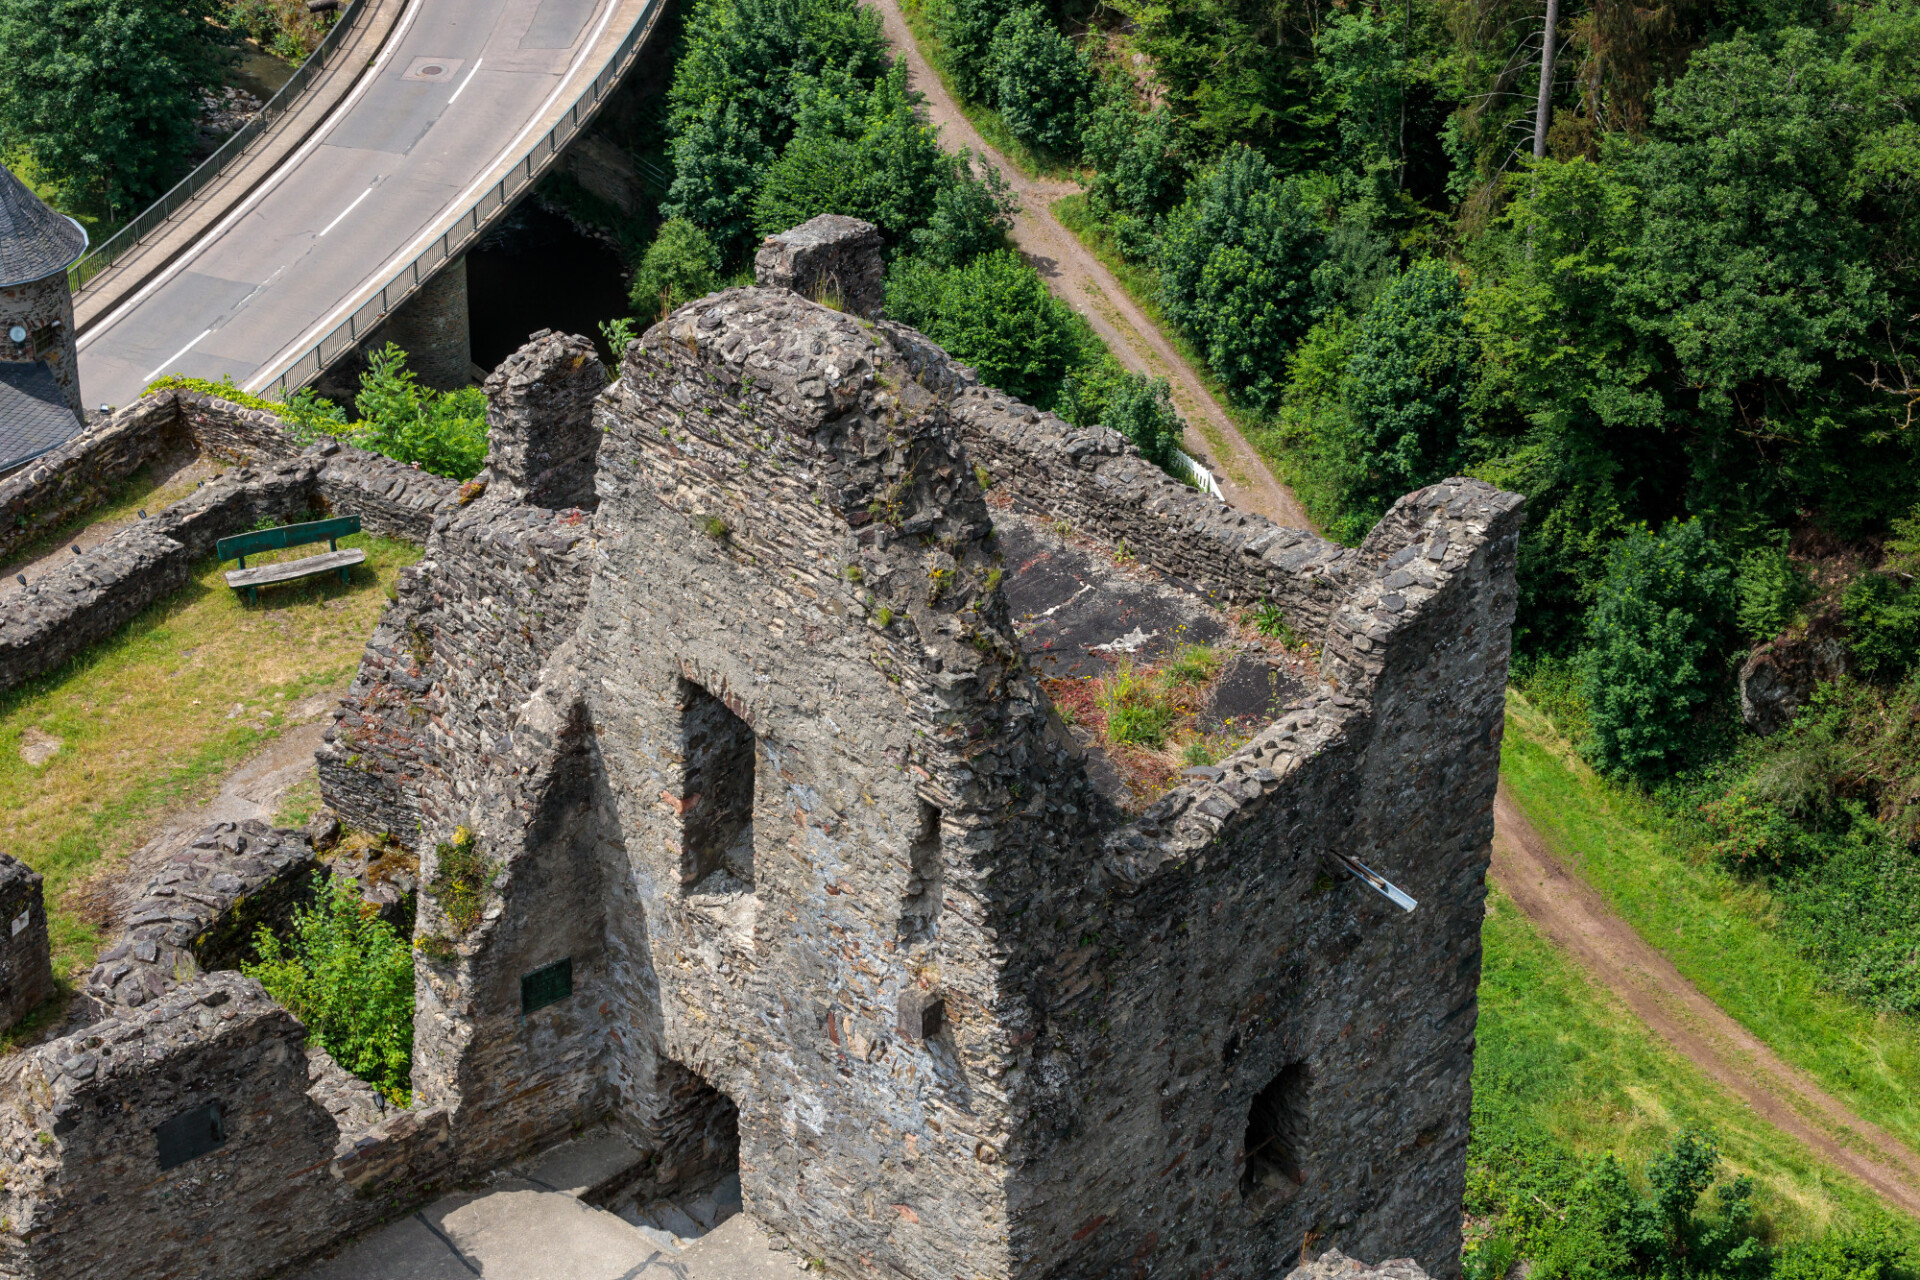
[1242,1063,1309,1208]
[899,799,941,941]
[678,680,755,892]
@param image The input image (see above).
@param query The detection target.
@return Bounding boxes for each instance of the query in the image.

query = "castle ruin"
[0,218,1519,1280]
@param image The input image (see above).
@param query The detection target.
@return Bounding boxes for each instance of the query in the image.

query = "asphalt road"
[77,0,625,410]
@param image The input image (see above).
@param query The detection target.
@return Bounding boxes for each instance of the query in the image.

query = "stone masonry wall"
[997,481,1522,1279]
[0,391,186,563]
[753,214,886,318]
[949,382,1357,635]
[0,393,458,697]
[0,972,453,1280]
[0,854,52,1032]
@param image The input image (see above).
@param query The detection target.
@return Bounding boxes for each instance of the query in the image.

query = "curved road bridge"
[77,0,656,409]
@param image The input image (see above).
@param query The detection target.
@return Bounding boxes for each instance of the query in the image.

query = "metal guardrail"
[259,0,663,399]
[67,0,369,294]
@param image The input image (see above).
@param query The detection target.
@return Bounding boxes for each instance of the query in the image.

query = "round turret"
[0,163,89,469]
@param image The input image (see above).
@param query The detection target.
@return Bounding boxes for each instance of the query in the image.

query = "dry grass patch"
[0,533,418,975]
[1044,645,1258,806]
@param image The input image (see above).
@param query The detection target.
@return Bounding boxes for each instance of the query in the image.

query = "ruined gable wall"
[554,289,1115,1279]
[0,974,356,1280]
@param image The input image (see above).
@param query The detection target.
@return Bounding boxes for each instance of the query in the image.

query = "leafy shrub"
[144,374,349,444]
[1157,146,1326,412]
[935,0,1014,102]
[1057,364,1186,471]
[630,218,722,320]
[1083,91,1190,257]
[884,251,1082,406]
[909,152,1016,266]
[350,345,489,480]
[986,6,1092,155]
[244,874,414,1104]
[1734,541,1811,642]
[1843,573,1920,678]
[1467,1128,1768,1280]
[428,826,495,934]
[1580,519,1735,780]
[1339,259,1477,512]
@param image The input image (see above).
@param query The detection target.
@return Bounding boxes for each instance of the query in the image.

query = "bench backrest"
[217,516,360,564]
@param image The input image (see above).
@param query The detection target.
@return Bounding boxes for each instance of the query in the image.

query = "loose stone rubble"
[0,216,1521,1280]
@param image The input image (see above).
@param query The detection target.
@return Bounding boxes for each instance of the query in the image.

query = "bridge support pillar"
[385,254,472,391]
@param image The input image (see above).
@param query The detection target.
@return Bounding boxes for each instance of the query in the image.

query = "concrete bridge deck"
[77,0,657,410]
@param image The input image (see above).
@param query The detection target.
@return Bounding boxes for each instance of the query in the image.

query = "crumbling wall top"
[752,213,885,317]
[482,328,604,510]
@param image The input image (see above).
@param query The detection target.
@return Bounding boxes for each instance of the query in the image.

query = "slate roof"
[0,361,82,474]
[0,164,88,288]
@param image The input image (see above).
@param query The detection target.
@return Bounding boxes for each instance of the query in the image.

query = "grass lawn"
[1475,886,1914,1242]
[896,0,1083,182]
[1500,691,1920,1163]
[0,533,416,977]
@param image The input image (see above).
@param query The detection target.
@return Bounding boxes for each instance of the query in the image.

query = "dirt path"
[1493,783,1920,1216]
[864,0,1310,529]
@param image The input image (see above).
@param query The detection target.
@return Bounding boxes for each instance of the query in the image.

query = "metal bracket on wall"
[1332,853,1417,913]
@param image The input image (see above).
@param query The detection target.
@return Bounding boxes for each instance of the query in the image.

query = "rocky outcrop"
[1739,614,1850,734]
[1289,1251,1434,1280]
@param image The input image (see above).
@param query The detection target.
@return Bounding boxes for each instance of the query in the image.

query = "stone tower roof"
[0,164,88,288]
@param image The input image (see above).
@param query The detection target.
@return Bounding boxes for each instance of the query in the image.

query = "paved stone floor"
[281,1131,810,1279]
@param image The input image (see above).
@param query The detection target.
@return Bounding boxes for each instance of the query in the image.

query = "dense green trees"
[1581,520,1735,778]
[0,0,232,212]
[1157,146,1326,411]
[629,218,722,319]
[985,6,1093,154]
[885,251,1083,406]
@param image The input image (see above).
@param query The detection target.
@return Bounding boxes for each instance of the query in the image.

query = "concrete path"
[77,0,655,409]
[282,1131,811,1280]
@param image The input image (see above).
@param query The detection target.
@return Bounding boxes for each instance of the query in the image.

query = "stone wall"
[310,284,1520,1280]
[999,482,1520,1278]
[85,821,318,1010]
[753,214,886,317]
[0,972,453,1280]
[950,382,1356,635]
[0,854,52,1032]
[0,391,186,563]
[0,392,458,696]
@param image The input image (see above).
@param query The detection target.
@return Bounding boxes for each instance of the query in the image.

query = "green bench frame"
[217,516,365,605]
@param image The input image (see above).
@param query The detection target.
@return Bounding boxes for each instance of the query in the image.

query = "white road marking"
[143,329,214,383]
[246,0,628,392]
[318,185,376,236]
[77,0,429,348]
[447,56,484,103]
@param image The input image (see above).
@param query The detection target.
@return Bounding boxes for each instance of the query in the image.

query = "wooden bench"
[218,516,365,605]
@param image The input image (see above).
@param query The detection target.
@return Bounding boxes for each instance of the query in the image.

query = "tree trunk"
[1533,0,1560,159]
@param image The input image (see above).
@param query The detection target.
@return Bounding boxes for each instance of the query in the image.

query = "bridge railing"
[258,0,663,400]
[67,0,370,294]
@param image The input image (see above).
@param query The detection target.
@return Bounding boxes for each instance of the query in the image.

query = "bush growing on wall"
[629,218,722,320]
[244,874,415,1104]
[349,344,489,480]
